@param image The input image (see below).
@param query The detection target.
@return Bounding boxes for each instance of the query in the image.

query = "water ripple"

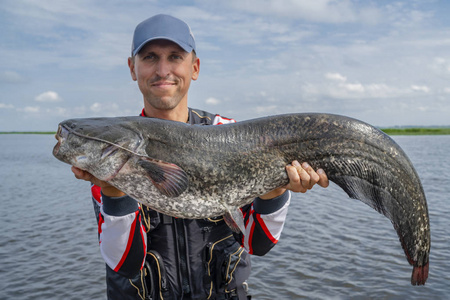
[1,135,449,299]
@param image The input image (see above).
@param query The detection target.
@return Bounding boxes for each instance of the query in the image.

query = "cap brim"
[133,37,194,56]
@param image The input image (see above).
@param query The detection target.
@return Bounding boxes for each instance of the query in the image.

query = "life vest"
[140,108,250,299]
[142,209,250,299]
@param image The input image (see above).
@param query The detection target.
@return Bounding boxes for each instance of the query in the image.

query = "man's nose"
[155,59,171,77]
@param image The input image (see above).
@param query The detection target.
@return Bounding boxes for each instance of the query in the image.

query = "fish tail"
[411,262,429,285]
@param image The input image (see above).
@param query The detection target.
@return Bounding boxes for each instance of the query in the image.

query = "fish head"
[53,117,144,181]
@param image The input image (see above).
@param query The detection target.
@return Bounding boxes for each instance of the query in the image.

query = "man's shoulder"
[188,108,236,125]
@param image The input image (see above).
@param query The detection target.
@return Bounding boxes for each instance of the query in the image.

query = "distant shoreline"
[380,128,450,135]
[0,132,56,135]
[1,128,450,136]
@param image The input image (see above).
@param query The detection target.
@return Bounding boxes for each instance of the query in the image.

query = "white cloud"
[45,106,68,116]
[318,73,414,99]
[344,83,365,93]
[0,103,14,109]
[325,72,347,82]
[90,102,120,116]
[256,105,278,114]
[223,0,378,24]
[430,57,450,74]
[0,71,26,83]
[205,97,221,105]
[90,102,102,112]
[23,106,40,113]
[411,85,430,93]
[35,91,63,102]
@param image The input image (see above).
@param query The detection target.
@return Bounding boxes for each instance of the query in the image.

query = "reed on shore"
[381,127,450,135]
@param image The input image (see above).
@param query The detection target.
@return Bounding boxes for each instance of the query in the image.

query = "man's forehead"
[138,39,187,54]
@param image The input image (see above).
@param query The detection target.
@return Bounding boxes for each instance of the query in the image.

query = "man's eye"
[141,53,157,60]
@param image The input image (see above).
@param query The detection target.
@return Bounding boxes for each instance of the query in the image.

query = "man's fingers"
[297,162,313,190]
[286,161,329,193]
[286,164,300,184]
[70,166,124,197]
[317,168,329,188]
[301,162,320,189]
[287,161,308,193]
[72,166,88,180]
[71,166,97,184]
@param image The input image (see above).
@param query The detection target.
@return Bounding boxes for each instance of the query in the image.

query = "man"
[72,14,328,299]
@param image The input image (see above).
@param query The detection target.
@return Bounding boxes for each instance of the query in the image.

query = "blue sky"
[1,0,450,131]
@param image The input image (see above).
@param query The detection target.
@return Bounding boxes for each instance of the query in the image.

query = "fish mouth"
[53,124,69,157]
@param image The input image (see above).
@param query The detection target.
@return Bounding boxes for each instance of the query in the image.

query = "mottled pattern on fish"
[53,113,430,285]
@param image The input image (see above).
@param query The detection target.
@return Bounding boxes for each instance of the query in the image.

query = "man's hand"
[71,166,126,197]
[259,160,329,200]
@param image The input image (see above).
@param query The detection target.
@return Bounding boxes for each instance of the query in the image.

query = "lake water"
[0,134,449,299]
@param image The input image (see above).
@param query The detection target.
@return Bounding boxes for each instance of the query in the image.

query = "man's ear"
[128,57,137,81]
[192,57,200,81]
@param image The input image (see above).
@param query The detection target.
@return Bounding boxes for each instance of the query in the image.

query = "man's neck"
[143,104,189,123]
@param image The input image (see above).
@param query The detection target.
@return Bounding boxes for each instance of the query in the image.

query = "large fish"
[53,113,430,285]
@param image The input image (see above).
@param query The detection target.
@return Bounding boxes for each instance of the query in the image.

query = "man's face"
[129,39,199,112]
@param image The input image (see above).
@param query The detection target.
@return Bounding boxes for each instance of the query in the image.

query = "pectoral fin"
[136,157,189,197]
[223,205,246,234]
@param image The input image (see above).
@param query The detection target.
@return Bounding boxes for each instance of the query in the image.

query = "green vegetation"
[381,127,450,135]
[0,131,56,135]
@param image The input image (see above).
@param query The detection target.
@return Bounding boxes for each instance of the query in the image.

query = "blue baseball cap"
[131,14,196,56]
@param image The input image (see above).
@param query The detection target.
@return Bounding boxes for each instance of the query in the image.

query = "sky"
[1,0,450,131]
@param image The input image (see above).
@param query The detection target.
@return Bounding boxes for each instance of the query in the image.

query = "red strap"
[91,185,102,204]
[114,211,139,272]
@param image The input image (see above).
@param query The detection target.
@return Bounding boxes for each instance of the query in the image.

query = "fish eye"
[76,155,87,162]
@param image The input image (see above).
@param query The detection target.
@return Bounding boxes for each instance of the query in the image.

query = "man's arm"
[239,160,328,256]
[98,192,147,277]
[73,167,147,278]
